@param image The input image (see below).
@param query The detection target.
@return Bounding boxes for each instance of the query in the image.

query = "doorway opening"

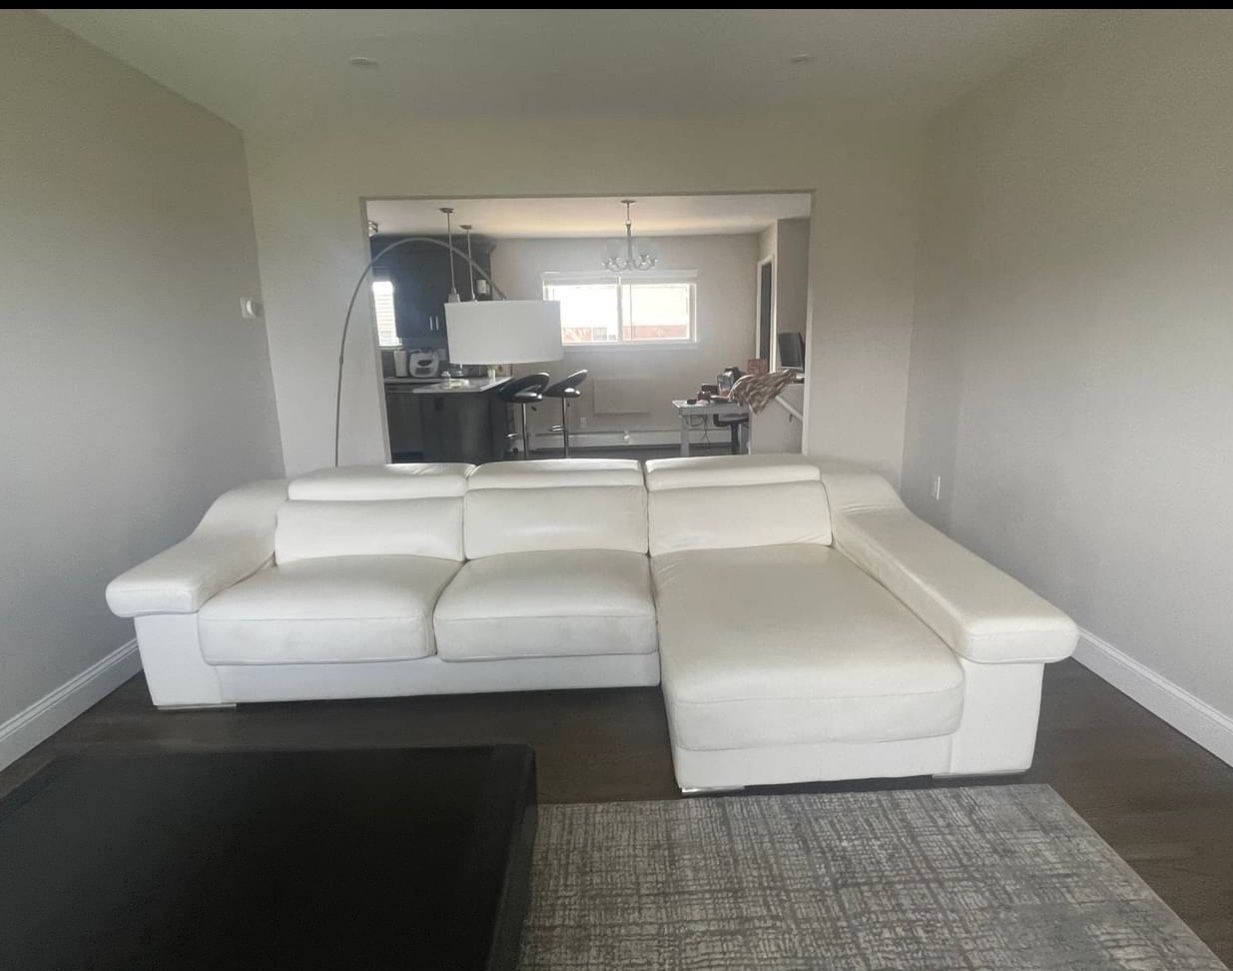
[361,192,812,463]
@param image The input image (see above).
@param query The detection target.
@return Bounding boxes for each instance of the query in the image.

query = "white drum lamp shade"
[445,300,563,365]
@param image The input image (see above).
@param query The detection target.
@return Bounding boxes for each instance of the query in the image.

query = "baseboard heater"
[528,429,726,450]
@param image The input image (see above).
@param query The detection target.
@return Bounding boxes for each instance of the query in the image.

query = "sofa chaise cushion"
[198,555,459,664]
[434,550,658,662]
[653,544,964,750]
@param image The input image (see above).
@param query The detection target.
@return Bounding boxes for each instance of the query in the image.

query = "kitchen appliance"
[408,349,443,378]
[392,349,410,378]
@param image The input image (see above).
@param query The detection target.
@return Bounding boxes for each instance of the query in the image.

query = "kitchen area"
[366,194,813,464]
[375,221,518,464]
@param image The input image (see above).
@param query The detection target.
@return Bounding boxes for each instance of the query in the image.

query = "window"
[543,271,696,345]
[372,279,399,347]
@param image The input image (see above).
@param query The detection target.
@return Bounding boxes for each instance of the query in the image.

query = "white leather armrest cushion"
[821,472,1078,664]
[106,479,287,617]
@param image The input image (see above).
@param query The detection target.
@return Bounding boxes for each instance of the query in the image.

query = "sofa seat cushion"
[652,544,964,750]
[434,550,658,662]
[198,555,459,664]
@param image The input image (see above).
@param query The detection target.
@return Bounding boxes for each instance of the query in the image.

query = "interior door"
[757,258,774,362]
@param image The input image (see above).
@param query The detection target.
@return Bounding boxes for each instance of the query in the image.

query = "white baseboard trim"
[0,639,142,771]
[1074,627,1233,767]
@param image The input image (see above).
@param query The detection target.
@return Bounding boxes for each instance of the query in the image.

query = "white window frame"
[542,270,698,348]
[371,278,400,348]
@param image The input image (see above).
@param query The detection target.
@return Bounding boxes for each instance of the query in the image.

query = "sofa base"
[666,662,1046,789]
[134,614,662,706]
[155,703,237,711]
[216,651,661,703]
[680,785,746,796]
[670,735,953,791]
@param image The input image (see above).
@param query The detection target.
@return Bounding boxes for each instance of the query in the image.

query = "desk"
[671,399,751,456]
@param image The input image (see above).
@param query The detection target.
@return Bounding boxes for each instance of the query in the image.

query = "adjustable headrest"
[643,454,820,491]
[288,464,473,500]
[466,458,644,490]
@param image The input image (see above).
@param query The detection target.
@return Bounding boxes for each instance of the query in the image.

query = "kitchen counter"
[410,376,511,395]
[384,376,449,386]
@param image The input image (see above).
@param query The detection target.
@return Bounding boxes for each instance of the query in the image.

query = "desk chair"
[498,373,550,459]
[543,369,589,457]
[712,412,749,454]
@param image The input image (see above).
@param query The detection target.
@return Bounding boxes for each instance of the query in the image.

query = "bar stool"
[543,370,589,458]
[498,373,550,459]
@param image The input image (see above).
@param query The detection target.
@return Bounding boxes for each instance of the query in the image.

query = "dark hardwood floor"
[2,659,1231,963]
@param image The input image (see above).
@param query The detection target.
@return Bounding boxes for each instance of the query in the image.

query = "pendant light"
[441,207,461,303]
[602,199,658,272]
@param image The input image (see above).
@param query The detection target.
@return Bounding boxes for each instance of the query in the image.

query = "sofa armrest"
[818,470,1078,664]
[106,479,287,617]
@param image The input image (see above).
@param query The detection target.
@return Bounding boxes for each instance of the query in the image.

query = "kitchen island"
[386,376,512,464]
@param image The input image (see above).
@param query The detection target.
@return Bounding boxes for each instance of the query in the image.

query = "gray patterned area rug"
[519,784,1225,970]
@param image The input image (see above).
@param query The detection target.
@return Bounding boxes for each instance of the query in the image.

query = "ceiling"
[40,9,1084,134]
[365,193,812,239]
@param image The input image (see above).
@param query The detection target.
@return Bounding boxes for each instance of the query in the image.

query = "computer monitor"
[778,331,806,369]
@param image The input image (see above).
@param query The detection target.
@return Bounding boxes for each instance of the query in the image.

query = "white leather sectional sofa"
[107,455,1078,790]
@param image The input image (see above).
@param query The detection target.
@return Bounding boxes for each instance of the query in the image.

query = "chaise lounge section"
[644,456,1077,790]
[107,455,1078,789]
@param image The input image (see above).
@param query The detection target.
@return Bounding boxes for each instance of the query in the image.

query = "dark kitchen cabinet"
[384,385,424,460]
[418,387,511,464]
[370,234,495,353]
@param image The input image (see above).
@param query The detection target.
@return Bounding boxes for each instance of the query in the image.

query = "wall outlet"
[931,475,943,501]
[578,415,588,429]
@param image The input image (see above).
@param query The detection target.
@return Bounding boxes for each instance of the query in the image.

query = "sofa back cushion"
[644,454,831,555]
[463,459,647,558]
[288,463,472,501]
[465,458,642,490]
[274,498,464,563]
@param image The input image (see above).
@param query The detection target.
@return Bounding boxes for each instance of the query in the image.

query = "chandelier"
[602,199,658,271]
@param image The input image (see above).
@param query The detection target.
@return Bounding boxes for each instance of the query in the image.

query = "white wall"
[0,11,283,749]
[903,11,1233,746]
[490,234,759,439]
[245,117,920,483]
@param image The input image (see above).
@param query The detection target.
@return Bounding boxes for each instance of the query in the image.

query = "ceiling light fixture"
[602,199,657,272]
[787,54,815,64]
[348,56,379,68]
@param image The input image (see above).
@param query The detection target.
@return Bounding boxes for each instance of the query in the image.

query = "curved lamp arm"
[335,236,508,466]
